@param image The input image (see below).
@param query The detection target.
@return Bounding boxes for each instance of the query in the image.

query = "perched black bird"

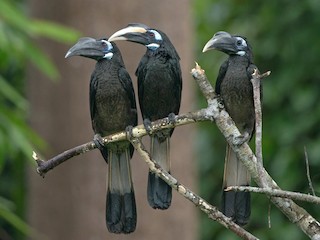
[109,23,182,210]
[203,31,259,226]
[65,37,137,233]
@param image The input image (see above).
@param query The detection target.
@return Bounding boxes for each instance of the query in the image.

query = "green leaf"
[0,107,45,161]
[0,0,33,34]
[0,0,81,43]
[0,133,5,174]
[24,40,60,80]
[31,20,81,43]
[0,201,35,237]
[0,75,28,111]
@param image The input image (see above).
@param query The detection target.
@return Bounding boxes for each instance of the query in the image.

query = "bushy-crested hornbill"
[65,37,137,233]
[109,23,182,210]
[203,31,259,226]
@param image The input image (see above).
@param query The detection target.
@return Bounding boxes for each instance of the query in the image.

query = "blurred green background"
[194,0,320,239]
[0,0,79,239]
[1,0,320,239]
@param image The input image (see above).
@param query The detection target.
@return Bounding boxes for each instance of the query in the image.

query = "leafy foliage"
[0,0,80,238]
[194,0,320,239]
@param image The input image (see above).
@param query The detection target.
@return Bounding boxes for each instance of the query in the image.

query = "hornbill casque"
[65,37,137,233]
[203,31,259,226]
[109,23,182,210]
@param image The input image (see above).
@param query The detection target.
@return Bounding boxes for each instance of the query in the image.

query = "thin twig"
[192,62,216,101]
[129,137,259,240]
[268,202,272,229]
[226,186,320,204]
[250,69,268,167]
[33,110,208,177]
[304,146,316,196]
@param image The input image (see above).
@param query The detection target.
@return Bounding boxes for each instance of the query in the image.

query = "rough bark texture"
[27,1,196,239]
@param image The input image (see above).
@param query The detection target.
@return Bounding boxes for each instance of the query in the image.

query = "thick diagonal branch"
[191,64,320,239]
[129,137,258,240]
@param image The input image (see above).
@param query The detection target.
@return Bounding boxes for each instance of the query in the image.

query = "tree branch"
[129,137,258,240]
[226,186,320,205]
[33,63,320,239]
[34,110,208,177]
[251,69,270,167]
[304,146,316,196]
[191,65,320,239]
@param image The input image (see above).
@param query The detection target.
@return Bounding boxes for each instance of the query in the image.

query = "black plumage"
[203,31,259,225]
[65,37,137,233]
[109,23,182,209]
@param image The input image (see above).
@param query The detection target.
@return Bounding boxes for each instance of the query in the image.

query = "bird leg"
[233,132,250,146]
[143,118,153,135]
[125,125,134,141]
[93,133,105,151]
[168,113,177,126]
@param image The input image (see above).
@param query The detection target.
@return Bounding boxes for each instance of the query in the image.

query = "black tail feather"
[222,188,251,226]
[106,190,136,234]
[106,148,136,233]
[222,144,251,225]
[148,136,172,209]
[147,172,172,209]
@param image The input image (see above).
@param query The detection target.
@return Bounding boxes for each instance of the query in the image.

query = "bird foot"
[125,125,134,141]
[234,132,250,146]
[168,113,176,125]
[143,118,153,135]
[93,134,105,151]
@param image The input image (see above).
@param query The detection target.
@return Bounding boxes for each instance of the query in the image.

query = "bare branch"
[33,143,95,177]
[33,64,320,239]
[268,203,272,229]
[191,64,320,239]
[192,62,216,101]
[304,146,316,196]
[34,110,208,177]
[129,137,259,240]
[226,186,320,205]
[251,69,266,168]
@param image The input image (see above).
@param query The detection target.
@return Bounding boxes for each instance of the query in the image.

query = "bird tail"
[106,146,136,234]
[147,135,172,209]
[222,144,251,226]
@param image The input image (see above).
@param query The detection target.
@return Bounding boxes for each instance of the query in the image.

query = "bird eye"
[101,40,113,51]
[236,39,243,46]
[148,30,162,41]
[235,37,247,48]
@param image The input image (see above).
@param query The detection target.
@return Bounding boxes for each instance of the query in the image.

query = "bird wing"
[118,67,137,157]
[215,60,228,94]
[89,74,98,122]
[135,55,148,116]
[168,57,182,101]
[118,67,137,112]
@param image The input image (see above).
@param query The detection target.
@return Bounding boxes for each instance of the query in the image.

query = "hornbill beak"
[202,31,238,55]
[65,37,112,59]
[108,24,150,46]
